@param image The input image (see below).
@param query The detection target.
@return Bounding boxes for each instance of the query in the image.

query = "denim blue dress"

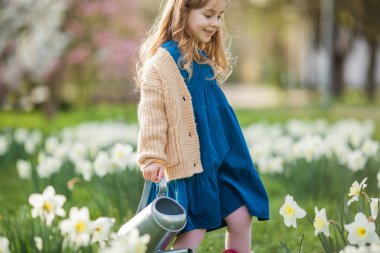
[147,40,269,233]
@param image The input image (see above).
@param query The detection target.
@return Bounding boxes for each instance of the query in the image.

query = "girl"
[136,0,269,252]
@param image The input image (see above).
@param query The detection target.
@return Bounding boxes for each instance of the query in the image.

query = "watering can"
[118,177,191,253]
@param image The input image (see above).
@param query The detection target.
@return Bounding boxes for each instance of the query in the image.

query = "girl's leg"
[173,229,206,253]
[224,205,252,253]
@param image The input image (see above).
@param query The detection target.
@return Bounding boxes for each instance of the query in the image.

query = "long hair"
[136,0,232,88]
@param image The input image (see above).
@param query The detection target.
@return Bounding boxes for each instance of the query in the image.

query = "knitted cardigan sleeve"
[136,61,168,169]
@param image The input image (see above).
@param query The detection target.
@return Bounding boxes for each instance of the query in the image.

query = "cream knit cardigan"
[137,47,203,181]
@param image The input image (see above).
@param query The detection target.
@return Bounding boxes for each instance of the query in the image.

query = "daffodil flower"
[59,207,93,248]
[347,178,367,206]
[370,198,379,220]
[279,195,306,228]
[91,217,115,247]
[0,236,11,253]
[344,212,380,246]
[313,207,330,237]
[99,228,150,253]
[28,185,66,226]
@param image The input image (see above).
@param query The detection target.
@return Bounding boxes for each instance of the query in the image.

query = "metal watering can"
[118,177,191,253]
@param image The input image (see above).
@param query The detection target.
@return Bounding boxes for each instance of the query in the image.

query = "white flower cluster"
[1,0,71,86]
[280,178,380,250]
[35,122,138,180]
[99,229,150,253]
[0,128,42,158]
[27,185,149,250]
[245,119,379,174]
[59,207,115,248]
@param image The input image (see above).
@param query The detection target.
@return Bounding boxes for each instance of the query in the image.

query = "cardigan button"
[183,97,186,101]
[193,163,196,167]
[189,132,191,137]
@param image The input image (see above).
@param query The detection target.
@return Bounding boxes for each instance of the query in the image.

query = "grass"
[1,102,379,252]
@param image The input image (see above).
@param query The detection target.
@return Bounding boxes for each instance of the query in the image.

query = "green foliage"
[273,156,380,201]
[1,207,66,253]
[78,169,145,223]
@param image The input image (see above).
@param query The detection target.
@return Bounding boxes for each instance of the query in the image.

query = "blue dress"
[147,40,269,233]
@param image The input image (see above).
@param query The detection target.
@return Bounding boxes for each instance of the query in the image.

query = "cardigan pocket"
[165,126,180,167]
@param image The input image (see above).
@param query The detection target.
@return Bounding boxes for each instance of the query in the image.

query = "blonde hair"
[136,0,232,88]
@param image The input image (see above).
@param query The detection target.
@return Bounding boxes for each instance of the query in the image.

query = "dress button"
[189,133,191,137]
[193,163,196,167]
[183,97,186,101]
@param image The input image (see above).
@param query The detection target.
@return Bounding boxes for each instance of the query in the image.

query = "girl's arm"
[137,62,168,170]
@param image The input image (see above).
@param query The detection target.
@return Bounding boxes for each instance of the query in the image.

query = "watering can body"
[118,178,190,253]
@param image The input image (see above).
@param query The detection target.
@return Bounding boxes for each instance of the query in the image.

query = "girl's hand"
[142,162,165,183]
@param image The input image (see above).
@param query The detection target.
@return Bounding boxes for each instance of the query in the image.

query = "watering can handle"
[136,177,167,214]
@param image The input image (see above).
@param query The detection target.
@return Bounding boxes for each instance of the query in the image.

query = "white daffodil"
[368,244,380,252]
[53,142,70,160]
[34,236,43,250]
[14,128,29,144]
[339,244,380,253]
[28,185,66,226]
[68,142,87,163]
[0,135,9,156]
[0,236,11,253]
[99,228,150,253]
[93,151,112,177]
[346,151,366,172]
[370,198,379,220]
[313,207,330,237]
[361,139,379,158]
[59,207,92,248]
[260,156,284,174]
[16,159,32,179]
[111,143,133,170]
[339,245,363,253]
[74,159,92,181]
[45,136,60,154]
[344,212,380,246]
[348,178,367,206]
[279,195,306,228]
[91,217,115,247]
[36,156,62,178]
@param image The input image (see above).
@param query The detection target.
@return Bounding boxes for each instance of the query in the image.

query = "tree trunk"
[43,61,64,120]
[366,39,377,101]
[332,52,345,96]
[0,79,7,106]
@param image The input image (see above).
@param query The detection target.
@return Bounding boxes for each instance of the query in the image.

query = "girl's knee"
[173,229,206,252]
[225,205,252,231]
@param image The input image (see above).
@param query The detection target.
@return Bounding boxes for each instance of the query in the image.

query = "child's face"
[186,0,226,45]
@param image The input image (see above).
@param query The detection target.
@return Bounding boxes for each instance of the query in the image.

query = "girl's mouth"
[204,30,214,36]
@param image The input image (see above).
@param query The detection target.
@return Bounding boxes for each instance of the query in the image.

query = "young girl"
[136,0,269,252]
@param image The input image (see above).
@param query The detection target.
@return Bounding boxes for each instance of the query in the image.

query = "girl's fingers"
[157,166,164,181]
[142,163,165,182]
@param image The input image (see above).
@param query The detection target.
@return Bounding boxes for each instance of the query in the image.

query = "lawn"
[0,103,379,253]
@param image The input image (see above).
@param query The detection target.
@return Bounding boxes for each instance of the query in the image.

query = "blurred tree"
[0,0,149,117]
[0,0,70,117]
[346,0,380,101]
[235,0,298,87]
[63,0,147,105]
[291,0,380,100]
